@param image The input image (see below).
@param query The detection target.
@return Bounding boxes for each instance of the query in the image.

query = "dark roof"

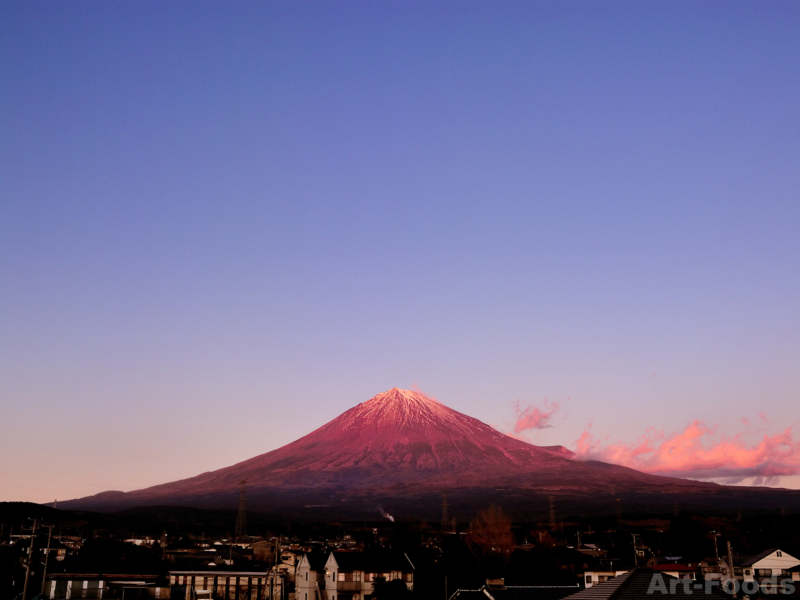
[452,586,580,600]
[741,550,780,567]
[331,552,413,572]
[304,551,328,572]
[48,574,160,580]
[564,569,729,600]
[564,572,633,600]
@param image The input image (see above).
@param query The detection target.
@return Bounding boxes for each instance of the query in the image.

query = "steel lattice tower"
[235,479,248,542]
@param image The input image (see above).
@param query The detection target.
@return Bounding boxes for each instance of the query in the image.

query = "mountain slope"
[61,388,800,516]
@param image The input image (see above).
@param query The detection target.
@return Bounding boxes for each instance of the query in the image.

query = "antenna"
[22,518,38,600]
[235,479,248,543]
[41,525,54,596]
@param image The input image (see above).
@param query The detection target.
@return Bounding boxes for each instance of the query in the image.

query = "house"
[650,565,697,580]
[125,538,158,547]
[698,559,724,582]
[27,537,71,562]
[740,549,800,579]
[582,570,631,589]
[323,552,414,600]
[717,549,799,586]
[295,552,329,600]
[44,573,168,599]
[278,549,304,583]
[738,549,800,593]
[449,578,580,600]
[576,544,606,558]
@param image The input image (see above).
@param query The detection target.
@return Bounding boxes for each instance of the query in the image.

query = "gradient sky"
[2,2,800,503]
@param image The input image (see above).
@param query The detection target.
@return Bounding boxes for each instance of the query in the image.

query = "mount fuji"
[61,388,800,517]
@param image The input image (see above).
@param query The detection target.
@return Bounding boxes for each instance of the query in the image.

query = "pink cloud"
[513,399,560,433]
[574,419,800,485]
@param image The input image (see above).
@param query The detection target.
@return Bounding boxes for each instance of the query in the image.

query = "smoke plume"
[378,507,395,522]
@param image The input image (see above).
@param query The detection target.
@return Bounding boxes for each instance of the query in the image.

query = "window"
[586,576,592,584]
[777,552,783,558]
[306,573,308,581]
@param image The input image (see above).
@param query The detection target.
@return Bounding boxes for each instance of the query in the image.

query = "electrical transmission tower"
[441,491,450,533]
[235,479,248,543]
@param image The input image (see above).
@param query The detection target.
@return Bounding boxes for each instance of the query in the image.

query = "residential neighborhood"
[2,503,799,600]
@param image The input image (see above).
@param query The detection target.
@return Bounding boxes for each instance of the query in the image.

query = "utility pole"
[269,536,280,600]
[711,532,720,561]
[41,525,54,597]
[22,518,38,600]
[235,479,248,543]
[727,541,735,584]
[632,534,639,568]
[549,496,556,531]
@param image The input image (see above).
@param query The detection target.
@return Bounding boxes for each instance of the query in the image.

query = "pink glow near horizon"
[574,420,800,485]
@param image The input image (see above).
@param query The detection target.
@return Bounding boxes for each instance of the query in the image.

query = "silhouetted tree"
[467,506,514,558]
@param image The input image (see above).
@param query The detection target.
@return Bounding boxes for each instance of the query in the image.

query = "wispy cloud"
[575,420,800,485]
[512,399,560,433]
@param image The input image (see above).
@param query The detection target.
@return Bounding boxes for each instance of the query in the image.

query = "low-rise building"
[44,573,167,599]
[169,570,282,600]
[295,552,328,600]
[323,552,414,600]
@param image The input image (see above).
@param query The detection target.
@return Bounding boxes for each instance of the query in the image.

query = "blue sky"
[2,2,800,502]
